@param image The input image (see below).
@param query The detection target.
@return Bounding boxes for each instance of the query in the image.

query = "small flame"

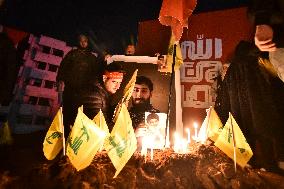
[186,128,191,144]
[193,122,199,141]
[173,132,188,154]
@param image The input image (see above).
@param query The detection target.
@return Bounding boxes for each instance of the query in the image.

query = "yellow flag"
[66,108,106,171]
[93,109,110,150]
[214,113,253,168]
[165,32,183,73]
[198,107,223,143]
[122,69,138,103]
[113,70,138,123]
[0,121,13,145]
[105,103,137,178]
[93,109,109,134]
[43,108,64,160]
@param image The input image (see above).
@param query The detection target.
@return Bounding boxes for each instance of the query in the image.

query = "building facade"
[9,34,71,133]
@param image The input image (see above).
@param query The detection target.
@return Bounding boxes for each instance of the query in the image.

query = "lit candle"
[186,128,191,144]
[141,137,147,156]
[173,132,180,153]
[150,147,154,161]
[181,138,188,153]
[165,125,170,148]
[193,122,198,141]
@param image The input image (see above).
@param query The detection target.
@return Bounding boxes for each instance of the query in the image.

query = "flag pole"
[58,89,66,156]
[61,106,66,156]
[165,44,177,148]
[230,113,237,173]
[205,106,212,141]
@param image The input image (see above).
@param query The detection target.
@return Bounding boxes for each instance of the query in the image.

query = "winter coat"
[80,82,114,128]
[57,48,104,91]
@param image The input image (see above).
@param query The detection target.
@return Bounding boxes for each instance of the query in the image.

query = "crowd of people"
[56,34,161,140]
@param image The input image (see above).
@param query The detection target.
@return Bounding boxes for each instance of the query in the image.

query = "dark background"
[1,0,249,54]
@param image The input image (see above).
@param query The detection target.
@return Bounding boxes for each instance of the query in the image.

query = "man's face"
[79,36,88,49]
[103,77,123,94]
[132,84,152,105]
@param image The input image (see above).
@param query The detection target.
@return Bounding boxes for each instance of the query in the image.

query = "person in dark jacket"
[249,0,284,82]
[81,62,124,130]
[215,41,284,174]
[56,34,105,136]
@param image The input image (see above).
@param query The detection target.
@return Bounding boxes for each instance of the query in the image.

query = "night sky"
[1,0,248,54]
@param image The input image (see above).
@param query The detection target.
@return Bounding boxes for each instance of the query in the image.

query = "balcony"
[29,68,57,81]
[25,85,57,99]
[18,104,51,117]
[34,51,62,66]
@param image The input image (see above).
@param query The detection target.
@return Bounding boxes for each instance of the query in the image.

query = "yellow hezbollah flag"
[66,108,106,171]
[93,109,110,150]
[122,69,138,103]
[93,109,109,134]
[105,103,137,178]
[165,32,183,73]
[43,107,64,160]
[113,70,138,123]
[214,112,253,168]
[0,121,13,145]
[198,107,223,143]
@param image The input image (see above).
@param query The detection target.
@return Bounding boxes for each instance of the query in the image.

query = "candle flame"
[173,132,189,154]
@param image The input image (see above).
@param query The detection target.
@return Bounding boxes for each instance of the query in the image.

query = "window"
[52,48,64,57]
[37,61,46,70]
[42,46,51,54]
[48,64,58,72]
[28,96,38,105]
[17,115,33,124]
[38,97,50,106]
[31,78,42,87]
[44,80,54,89]
[34,116,49,125]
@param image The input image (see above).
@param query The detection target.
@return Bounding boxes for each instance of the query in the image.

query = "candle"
[150,147,154,161]
[165,125,170,148]
[186,128,191,144]
[140,137,147,156]
[193,122,198,141]
[181,138,188,153]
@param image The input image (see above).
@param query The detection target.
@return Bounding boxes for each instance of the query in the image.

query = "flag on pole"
[165,32,184,72]
[105,103,137,178]
[93,109,109,134]
[122,69,138,103]
[66,108,107,171]
[159,0,197,42]
[214,112,253,168]
[43,107,64,160]
[198,107,223,143]
[93,109,110,150]
[113,70,138,123]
